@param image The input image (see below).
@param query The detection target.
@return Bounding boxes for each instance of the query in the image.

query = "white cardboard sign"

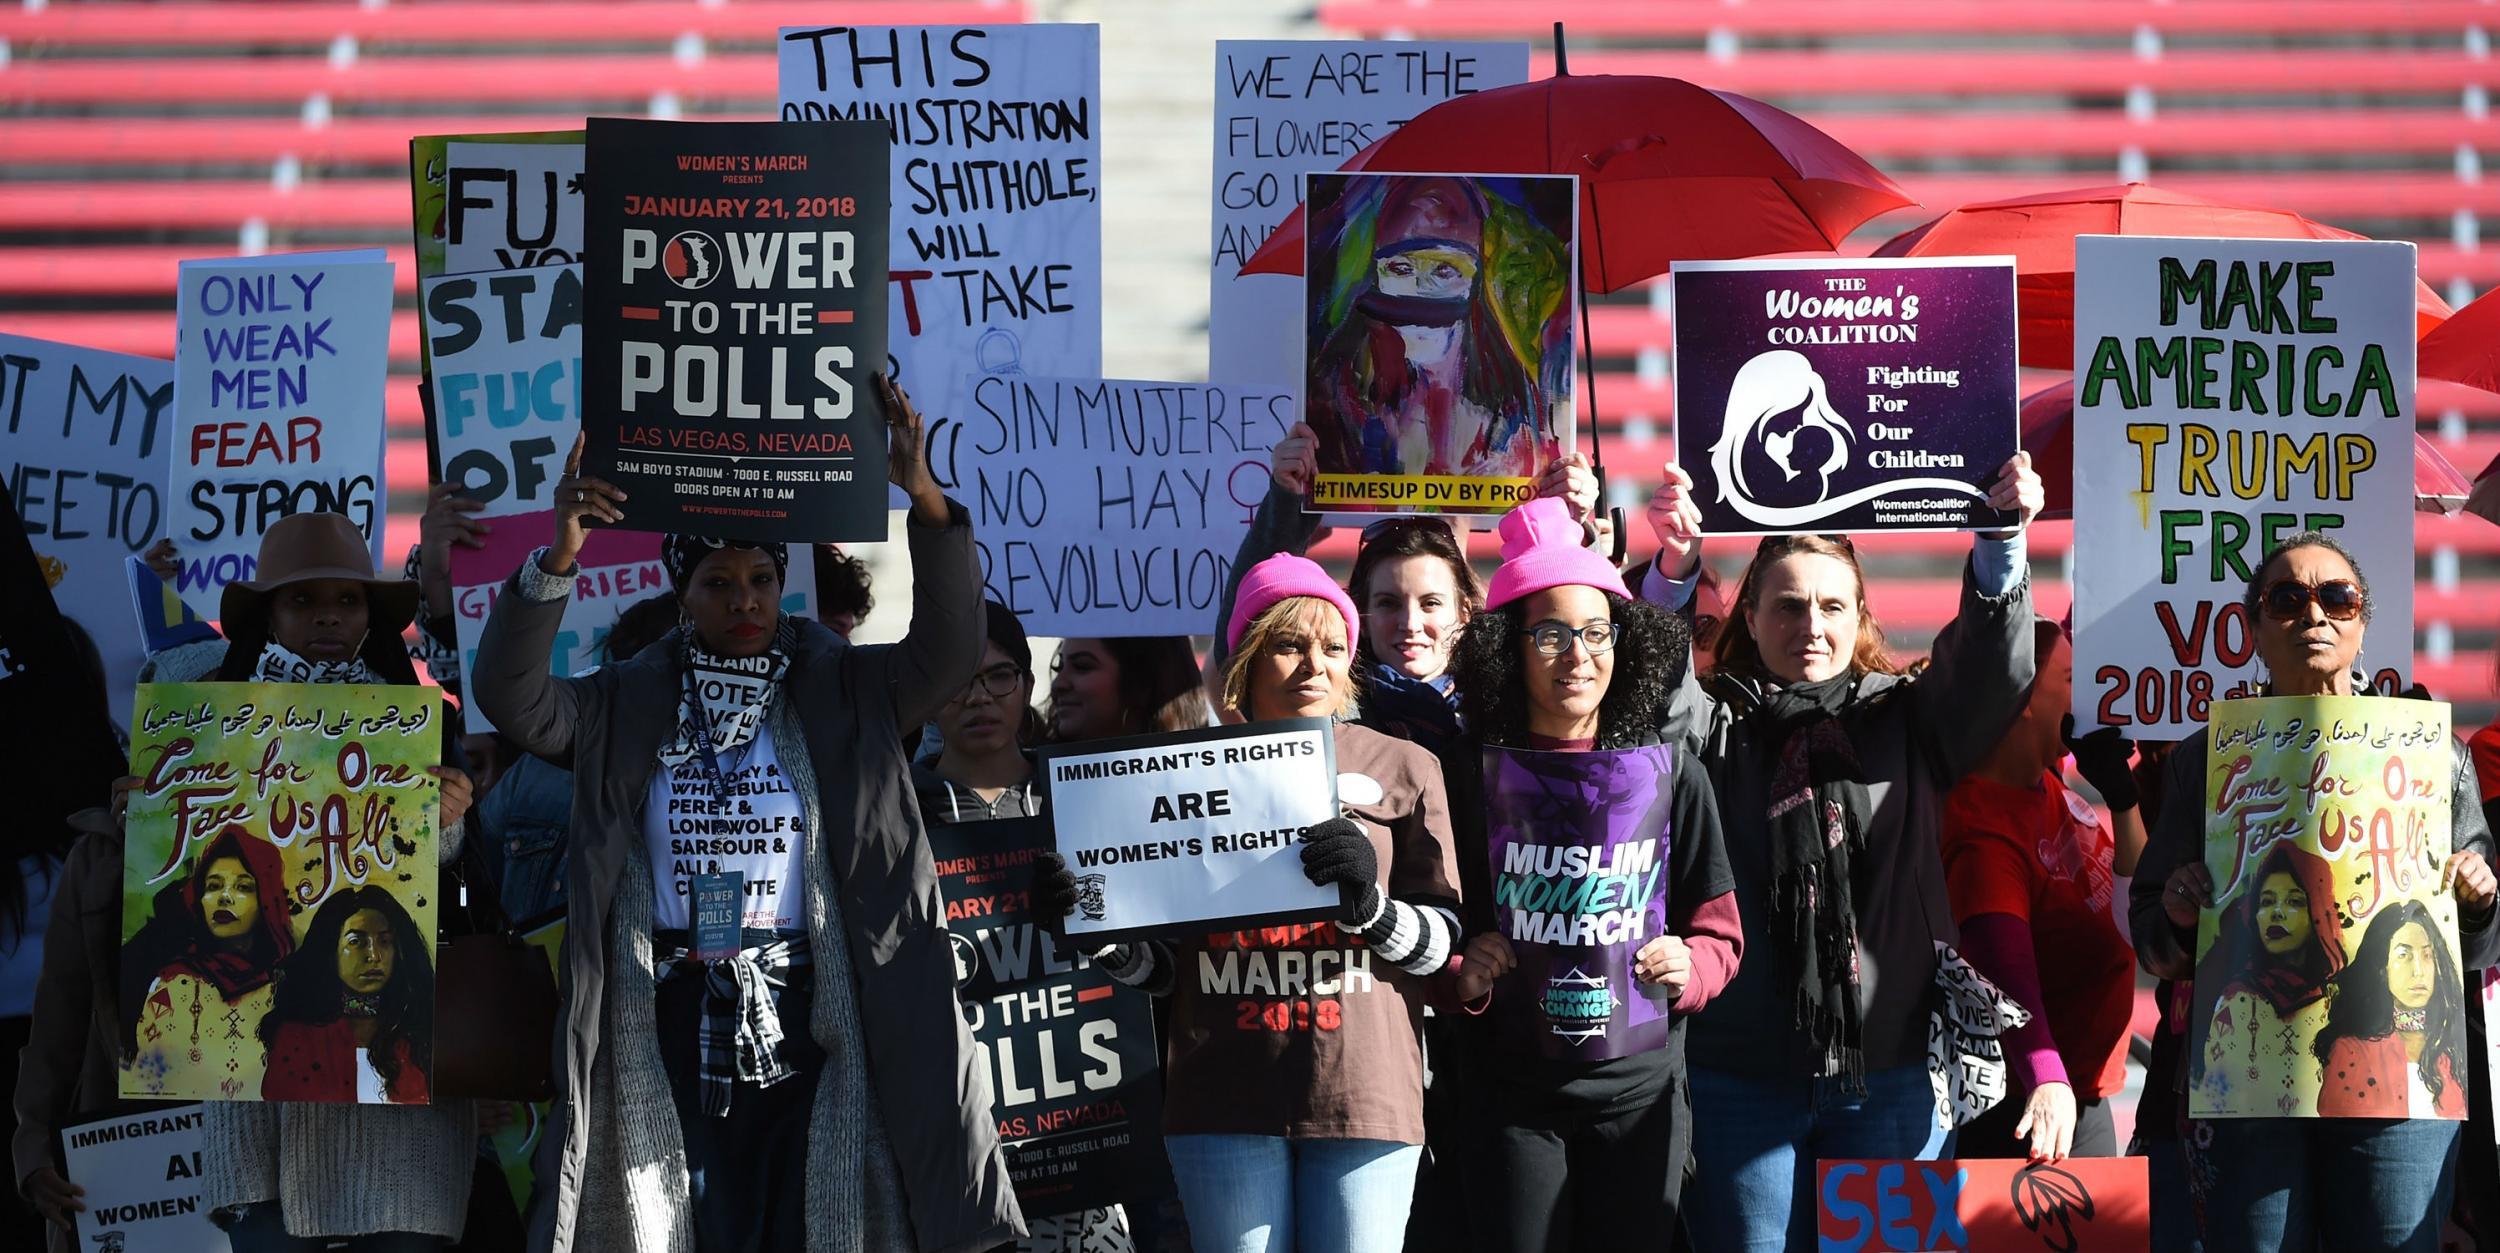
[1041,720,1340,944]
[2070,236,2417,735]
[0,333,174,723]
[779,24,1103,428]
[942,372,1293,637]
[1209,39,1529,384]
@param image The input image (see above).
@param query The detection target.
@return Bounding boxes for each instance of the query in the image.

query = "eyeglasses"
[2261,578,2365,622]
[1524,621,1618,656]
[949,663,1027,703]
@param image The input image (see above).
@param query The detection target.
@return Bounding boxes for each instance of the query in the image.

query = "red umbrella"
[2423,289,2500,393]
[1236,73,1912,294]
[1876,183,2454,370]
[2022,379,2472,519]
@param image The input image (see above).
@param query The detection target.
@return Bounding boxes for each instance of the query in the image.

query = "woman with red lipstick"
[474,382,1021,1253]
[2134,532,2499,1253]
[2185,841,2345,1116]
[2313,899,2468,1119]
[121,825,297,1100]
[1635,453,2042,1253]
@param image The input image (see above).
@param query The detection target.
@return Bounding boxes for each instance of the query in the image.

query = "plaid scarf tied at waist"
[660,935,813,1117]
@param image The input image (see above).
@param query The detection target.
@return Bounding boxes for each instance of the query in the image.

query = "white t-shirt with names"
[646,721,808,932]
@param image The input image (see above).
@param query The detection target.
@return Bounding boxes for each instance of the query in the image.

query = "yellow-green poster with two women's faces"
[2191,696,2463,1120]
[120,682,442,1105]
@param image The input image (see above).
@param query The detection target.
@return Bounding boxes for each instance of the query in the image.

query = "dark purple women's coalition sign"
[1672,258,2019,535]
[1483,744,1674,1062]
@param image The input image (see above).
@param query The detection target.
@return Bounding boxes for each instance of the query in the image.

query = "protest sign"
[1,333,175,722]
[940,372,1293,636]
[62,1106,231,1253]
[1303,172,1574,514]
[410,130,584,281]
[1209,40,1528,383]
[122,681,443,1103]
[130,553,219,654]
[1672,258,2021,534]
[1816,1157,2150,1253]
[932,817,1167,1215]
[1039,719,1339,944]
[167,251,393,620]
[2070,236,2416,735]
[779,24,1103,428]
[1483,744,1676,1061]
[581,118,892,543]
[421,263,582,516]
[2190,696,2460,1119]
[442,511,816,735]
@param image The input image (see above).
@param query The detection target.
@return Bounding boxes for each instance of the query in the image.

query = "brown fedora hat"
[218,512,421,642]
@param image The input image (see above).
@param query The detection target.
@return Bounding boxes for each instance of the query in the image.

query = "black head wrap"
[661,534,789,593]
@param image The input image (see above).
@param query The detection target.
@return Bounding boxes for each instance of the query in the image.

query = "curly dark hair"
[1452,593,1690,749]
[2311,898,2463,1105]
[260,886,435,1099]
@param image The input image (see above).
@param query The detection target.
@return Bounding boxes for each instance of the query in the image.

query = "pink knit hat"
[1226,553,1359,650]
[1483,496,1631,610]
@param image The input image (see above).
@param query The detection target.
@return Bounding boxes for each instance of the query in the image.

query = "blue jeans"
[1164,1134,1422,1253]
[1686,1063,1949,1253]
[2199,1116,2457,1253]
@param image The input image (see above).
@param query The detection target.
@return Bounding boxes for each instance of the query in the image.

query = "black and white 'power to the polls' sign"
[63,1105,231,1252]
[1039,719,1339,945]
[581,117,892,545]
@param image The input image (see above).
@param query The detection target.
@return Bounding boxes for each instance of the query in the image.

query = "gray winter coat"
[474,503,1021,1253]
[1662,559,2034,1078]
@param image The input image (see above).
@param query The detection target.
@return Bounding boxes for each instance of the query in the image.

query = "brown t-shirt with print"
[1159,722,1461,1144]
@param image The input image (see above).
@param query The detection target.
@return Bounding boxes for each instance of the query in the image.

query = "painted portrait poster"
[1482,744,1674,1061]
[2191,696,2462,1120]
[1672,257,2019,535]
[121,682,443,1104]
[1302,172,1575,515]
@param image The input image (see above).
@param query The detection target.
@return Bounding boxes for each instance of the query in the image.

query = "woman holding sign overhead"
[1636,453,2043,1253]
[2132,532,2499,1253]
[1036,552,1465,1253]
[472,378,1022,1253]
[1432,495,1741,1253]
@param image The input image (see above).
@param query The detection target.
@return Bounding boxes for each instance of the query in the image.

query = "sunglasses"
[1360,515,1461,545]
[2260,578,2365,622]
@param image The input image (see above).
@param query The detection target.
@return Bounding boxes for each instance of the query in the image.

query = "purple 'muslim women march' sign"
[1484,744,1675,1061]
[1671,257,2020,536]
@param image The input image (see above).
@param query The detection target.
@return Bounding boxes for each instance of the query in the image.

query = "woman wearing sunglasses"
[1208,422,1600,754]
[2131,533,2498,1253]
[1437,496,1743,1251]
[1636,455,2043,1252]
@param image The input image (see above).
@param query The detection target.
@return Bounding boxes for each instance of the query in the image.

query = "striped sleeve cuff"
[1357,900,1458,977]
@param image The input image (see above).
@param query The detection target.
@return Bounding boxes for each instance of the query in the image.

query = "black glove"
[2062,715,2139,811]
[1031,851,1080,935]
[1298,816,1381,927]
